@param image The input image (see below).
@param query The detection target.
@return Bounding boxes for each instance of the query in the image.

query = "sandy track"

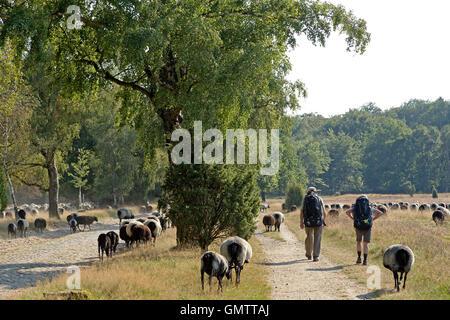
[255,221,375,300]
[0,218,122,299]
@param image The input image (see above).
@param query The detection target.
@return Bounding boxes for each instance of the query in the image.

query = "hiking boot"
[363,260,367,266]
[356,257,362,264]
[313,257,319,262]
[306,255,312,260]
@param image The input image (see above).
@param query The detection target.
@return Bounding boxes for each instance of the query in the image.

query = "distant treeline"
[260,98,449,196]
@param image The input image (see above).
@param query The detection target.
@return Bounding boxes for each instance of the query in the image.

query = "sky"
[287,0,450,117]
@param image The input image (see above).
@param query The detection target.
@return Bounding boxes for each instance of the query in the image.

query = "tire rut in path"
[255,222,375,300]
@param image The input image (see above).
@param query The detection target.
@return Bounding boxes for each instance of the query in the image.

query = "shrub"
[160,163,260,250]
[285,181,305,208]
[432,185,439,198]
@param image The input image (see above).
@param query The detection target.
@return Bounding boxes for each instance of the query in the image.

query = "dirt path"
[255,221,375,300]
[0,217,122,299]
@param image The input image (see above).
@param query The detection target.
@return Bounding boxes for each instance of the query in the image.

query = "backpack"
[303,193,323,227]
[353,196,373,230]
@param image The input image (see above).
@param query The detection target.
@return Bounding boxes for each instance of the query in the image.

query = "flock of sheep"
[316,200,450,225]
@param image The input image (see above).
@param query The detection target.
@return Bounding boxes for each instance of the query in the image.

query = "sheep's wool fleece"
[126,221,144,237]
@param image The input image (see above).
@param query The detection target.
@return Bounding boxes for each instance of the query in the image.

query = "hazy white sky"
[287,0,450,117]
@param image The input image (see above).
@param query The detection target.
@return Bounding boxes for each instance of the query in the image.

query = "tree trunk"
[3,162,18,219]
[48,154,60,219]
[78,186,82,209]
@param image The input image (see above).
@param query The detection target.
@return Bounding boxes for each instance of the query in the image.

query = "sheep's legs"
[403,272,408,289]
[201,271,205,291]
[218,276,224,293]
[209,275,212,292]
[235,266,241,287]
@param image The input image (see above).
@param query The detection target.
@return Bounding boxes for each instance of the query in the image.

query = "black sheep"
[98,233,112,261]
[119,225,132,247]
[18,209,26,219]
[106,231,119,254]
[75,215,98,231]
[34,218,47,233]
[8,223,17,238]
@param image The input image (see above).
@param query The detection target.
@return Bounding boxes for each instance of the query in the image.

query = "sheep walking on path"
[220,236,252,286]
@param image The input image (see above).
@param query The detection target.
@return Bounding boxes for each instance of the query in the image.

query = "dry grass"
[11,228,271,300]
[271,194,450,300]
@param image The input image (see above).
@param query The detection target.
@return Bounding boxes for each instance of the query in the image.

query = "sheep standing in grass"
[119,223,132,247]
[106,231,119,254]
[17,218,29,238]
[69,219,78,233]
[7,223,17,238]
[34,218,47,233]
[272,212,285,232]
[432,207,449,225]
[117,208,134,224]
[200,251,231,292]
[383,244,415,292]
[18,209,26,219]
[419,204,430,211]
[262,214,275,232]
[144,219,162,245]
[98,233,112,261]
[328,209,339,218]
[126,221,151,246]
[377,205,388,214]
[219,236,252,286]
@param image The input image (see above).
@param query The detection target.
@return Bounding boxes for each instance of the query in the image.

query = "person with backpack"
[300,187,327,262]
[345,195,385,265]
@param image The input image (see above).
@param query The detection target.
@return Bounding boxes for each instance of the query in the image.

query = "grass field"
[271,194,450,300]
[10,226,271,300]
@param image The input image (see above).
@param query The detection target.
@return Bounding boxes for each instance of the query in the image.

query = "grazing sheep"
[34,218,47,233]
[290,205,297,212]
[430,203,438,210]
[324,204,330,210]
[262,214,275,232]
[260,203,270,213]
[419,204,430,211]
[139,205,147,214]
[146,203,153,212]
[343,204,351,210]
[144,219,162,245]
[5,211,13,219]
[272,212,285,232]
[106,231,119,254]
[282,203,287,210]
[436,206,449,214]
[58,207,64,215]
[328,209,339,217]
[200,251,231,292]
[220,236,252,286]
[75,215,98,231]
[400,204,409,210]
[447,203,450,210]
[7,223,17,238]
[117,208,134,224]
[438,202,445,208]
[432,210,445,225]
[158,214,171,231]
[17,218,29,238]
[30,208,39,216]
[97,233,112,261]
[410,204,418,211]
[383,244,415,292]
[377,205,388,214]
[391,203,400,210]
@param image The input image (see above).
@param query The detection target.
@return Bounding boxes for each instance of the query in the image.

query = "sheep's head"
[94,217,98,222]
[225,268,232,280]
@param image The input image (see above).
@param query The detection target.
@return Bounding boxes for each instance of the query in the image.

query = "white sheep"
[219,236,252,286]
[272,212,285,232]
[200,251,231,292]
[383,244,415,292]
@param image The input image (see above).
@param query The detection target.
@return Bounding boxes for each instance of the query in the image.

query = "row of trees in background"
[261,100,449,197]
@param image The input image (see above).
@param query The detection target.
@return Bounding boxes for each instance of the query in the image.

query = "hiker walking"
[345,195,385,265]
[300,187,327,262]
